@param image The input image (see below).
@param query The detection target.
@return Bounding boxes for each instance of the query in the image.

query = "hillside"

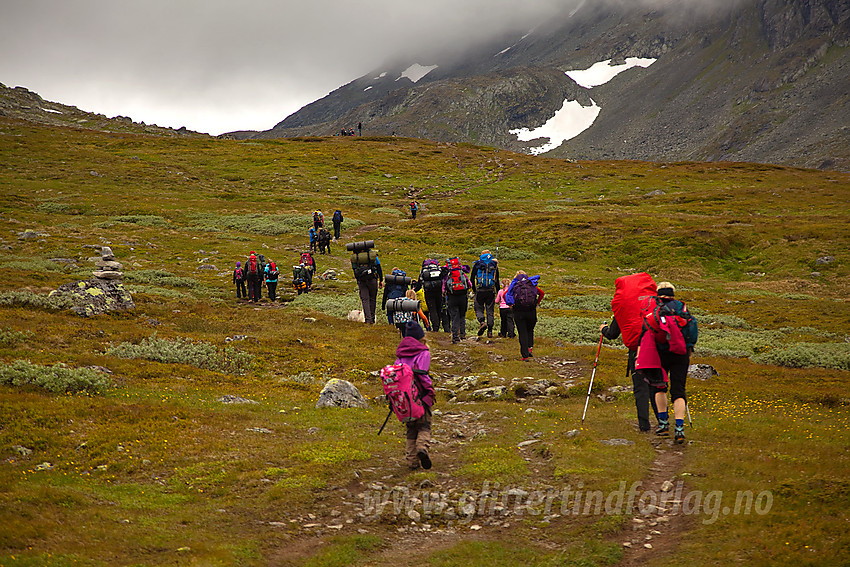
[1,115,849,565]
[246,0,850,172]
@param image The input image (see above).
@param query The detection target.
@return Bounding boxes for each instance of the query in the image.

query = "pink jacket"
[496,288,510,308]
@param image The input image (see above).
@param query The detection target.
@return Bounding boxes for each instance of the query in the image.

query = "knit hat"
[236,261,241,267]
[656,282,676,297]
[405,321,425,340]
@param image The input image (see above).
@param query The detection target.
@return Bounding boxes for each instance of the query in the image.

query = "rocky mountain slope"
[246,0,850,171]
[0,83,205,138]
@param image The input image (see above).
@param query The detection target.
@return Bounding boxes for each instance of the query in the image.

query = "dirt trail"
[614,438,694,566]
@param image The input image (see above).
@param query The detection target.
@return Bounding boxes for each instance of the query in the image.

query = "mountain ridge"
[243,0,850,171]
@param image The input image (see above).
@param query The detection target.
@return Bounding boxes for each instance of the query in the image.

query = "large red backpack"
[379,363,425,423]
[611,273,657,349]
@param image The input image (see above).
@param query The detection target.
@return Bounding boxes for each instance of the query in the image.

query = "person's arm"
[536,287,545,305]
[381,282,389,309]
[601,317,621,340]
[419,310,430,331]
[470,262,478,292]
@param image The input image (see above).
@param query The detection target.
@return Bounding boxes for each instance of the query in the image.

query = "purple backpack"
[513,277,538,309]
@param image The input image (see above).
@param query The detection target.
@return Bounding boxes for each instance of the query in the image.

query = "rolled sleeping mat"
[350,249,378,264]
[346,240,375,252]
[385,274,412,286]
[386,298,420,313]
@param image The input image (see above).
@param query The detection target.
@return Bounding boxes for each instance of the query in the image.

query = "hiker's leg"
[424,290,442,332]
[526,309,537,350]
[632,370,653,432]
[366,278,378,323]
[358,281,373,323]
[473,292,486,325]
[459,296,468,339]
[406,423,419,468]
[515,310,531,358]
[664,351,689,423]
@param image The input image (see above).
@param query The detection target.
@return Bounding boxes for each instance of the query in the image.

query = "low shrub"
[0,290,76,311]
[542,295,610,312]
[0,360,111,394]
[370,207,405,217]
[752,342,850,371]
[106,336,254,375]
[0,328,33,347]
[697,328,785,358]
[123,270,202,289]
[290,291,362,319]
[188,213,308,236]
[36,202,72,214]
[536,316,609,345]
[109,215,170,227]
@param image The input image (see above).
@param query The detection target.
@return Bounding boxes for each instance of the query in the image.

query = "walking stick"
[581,326,605,424]
[686,400,693,427]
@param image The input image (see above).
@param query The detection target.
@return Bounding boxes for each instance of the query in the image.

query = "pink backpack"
[380,363,425,423]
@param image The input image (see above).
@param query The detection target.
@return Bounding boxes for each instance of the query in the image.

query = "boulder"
[49,279,134,317]
[315,379,369,409]
[688,364,718,380]
[470,386,506,400]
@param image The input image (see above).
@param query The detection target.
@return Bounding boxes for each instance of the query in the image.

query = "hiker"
[416,258,446,332]
[233,261,247,299]
[300,251,316,291]
[245,252,262,302]
[394,321,435,470]
[601,272,660,433]
[292,263,310,295]
[358,122,362,136]
[471,250,499,338]
[313,210,324,231]
[308,226,318,253]
[403,289,430,332]
[635,282,698,444]
[442,257,472,344]
[495,278,516,338]
[409,201,419,219]
[505,270,544,361]
[265,261,279,301]
[381,267,411,325]
[331,209,344,240]
[350,241,383,324]
[317,227,332,255]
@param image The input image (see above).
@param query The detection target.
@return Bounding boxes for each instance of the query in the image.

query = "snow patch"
[495,30,534,57]
[42,108,62,114]
[373,72,387,80]
[510,99,601,156]
[566,57,656,88]
[364,86,373,91]
[397,64,438,84]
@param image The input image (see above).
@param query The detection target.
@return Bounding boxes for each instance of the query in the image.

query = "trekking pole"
[377,408,393,435]
[581,325,605,424]
[686,400,693,427]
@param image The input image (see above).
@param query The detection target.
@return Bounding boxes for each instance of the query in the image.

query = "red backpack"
[379,363,425,422]
[611,273,657,349]
[446,257,468,294]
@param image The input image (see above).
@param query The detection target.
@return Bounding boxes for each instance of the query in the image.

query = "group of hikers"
[350,244,545,361]
[230,209,699,469]
[378,270,698,470]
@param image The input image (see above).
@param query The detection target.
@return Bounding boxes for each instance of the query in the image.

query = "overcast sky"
[0,0,579,135]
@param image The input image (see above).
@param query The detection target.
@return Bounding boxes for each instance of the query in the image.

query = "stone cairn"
[92,246,123,281]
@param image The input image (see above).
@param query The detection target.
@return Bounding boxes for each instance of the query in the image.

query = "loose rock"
[315,379,369,409]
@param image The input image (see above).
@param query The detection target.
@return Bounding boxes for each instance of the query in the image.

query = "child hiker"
[395,321,435,469]
[495,278,515,338]
[404,289,431,332]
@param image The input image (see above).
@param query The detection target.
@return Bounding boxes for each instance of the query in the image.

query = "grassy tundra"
[0,118,848,566]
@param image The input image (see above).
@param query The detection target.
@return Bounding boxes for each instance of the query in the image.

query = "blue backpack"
[475,253,497,289]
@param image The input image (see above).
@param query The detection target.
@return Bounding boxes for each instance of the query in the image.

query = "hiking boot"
[528,347,533,356]
[487,330,493,338]
[417,450,432,470]
[674,427,685,444]
[522,357,530,362]
[477,322,487,336]
[655,422,670,436]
